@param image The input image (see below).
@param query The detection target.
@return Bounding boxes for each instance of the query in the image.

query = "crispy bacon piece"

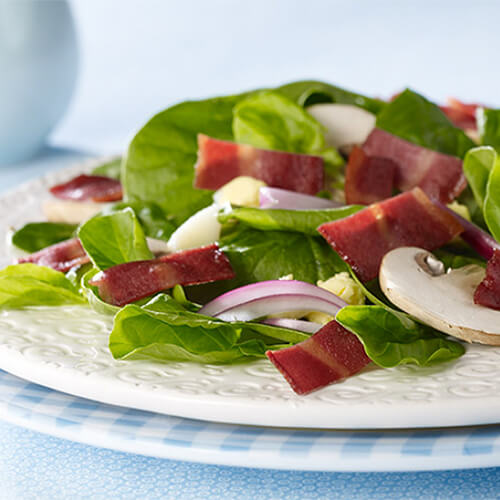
[318,188,463,282]
[362,128,466,203]
[194,134,324,195]
[266,320,371,395]
[50,174,123,202]
[440,98,479,131]
[474,250,500,310]
[90,244,235,306]
[18,238,89,273]
[344,146,397,205]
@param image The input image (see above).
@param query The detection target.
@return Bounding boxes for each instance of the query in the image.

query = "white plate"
[1,161,500,430]
[2,368,500,472]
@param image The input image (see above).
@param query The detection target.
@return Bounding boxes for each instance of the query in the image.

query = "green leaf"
[433,248,486,269]
[462,146,500,239]
[345,265,392,308]
[376,89,475,157]
[81,268,120,315]
[218,205,362,236]
[109,294,307,363]
[11,222,77,253]
[91,157,122,180]
[81,266,158,315]
[220,225,347,287]
[143,294,307,344]
[484,151,500,243]
[0,264,85,308]
[123,94,247,225]
[479,108,500,152]
[78,208,153,270]
[336,305,465,368]
[277,80,386,114]
[457,184,487,230]
[233,91,344,171]
[103,201,176,241]
[463,146,496,212]
[171,284,200,312]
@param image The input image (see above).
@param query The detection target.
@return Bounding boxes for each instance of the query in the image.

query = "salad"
[3,80,500,395]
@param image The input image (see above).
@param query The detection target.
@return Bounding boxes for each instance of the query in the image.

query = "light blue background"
[53,0,500,154]
[1,1,500,498]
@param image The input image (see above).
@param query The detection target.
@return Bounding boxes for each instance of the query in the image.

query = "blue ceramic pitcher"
[0,0,78,164]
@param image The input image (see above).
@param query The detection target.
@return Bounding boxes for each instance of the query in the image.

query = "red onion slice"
[213,294,343,322]
[261,318,322,334]
[199,280,347,317]
[259,187,342,210]
[438,203,500,260]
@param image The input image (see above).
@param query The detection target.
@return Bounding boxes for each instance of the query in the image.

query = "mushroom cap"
[379,246,500,345]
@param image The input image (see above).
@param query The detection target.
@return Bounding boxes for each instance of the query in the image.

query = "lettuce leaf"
[11,222,77,253]
[109,294,307,363]
[78,208,152,270]
[376,89,475,157]
[336,305,465,368]
[0,264,85,308]
[218,205,362,236]
[277,80,386,114]
[233,91,343,169]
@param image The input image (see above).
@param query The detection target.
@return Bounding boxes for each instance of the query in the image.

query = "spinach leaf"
[345,265,392,308]
[434,248,486,269]
[78,208,153,270]
[220,225,347,287]
[91,157,122,180]
[463,146,496,212]
[123,94,246,225]
[103,201,176,241]
[11,222,77,253]
[171,284,200,312]
[479,108,500,151]
[233,91,343,168]
[218,205,362,236]
[484,150,500,243]
[0,264,85,308]
[277,80,386,114]
[376,89,475,157]
[462,146,500,241]
[457,184,487,230]
[336,305,465,368]
[109,294,306,363]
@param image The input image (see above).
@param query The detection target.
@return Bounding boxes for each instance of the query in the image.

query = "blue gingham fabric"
[1,369,499,474]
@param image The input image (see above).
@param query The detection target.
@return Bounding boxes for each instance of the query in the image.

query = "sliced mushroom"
[379,246,500,345]
[306,103,375,149]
